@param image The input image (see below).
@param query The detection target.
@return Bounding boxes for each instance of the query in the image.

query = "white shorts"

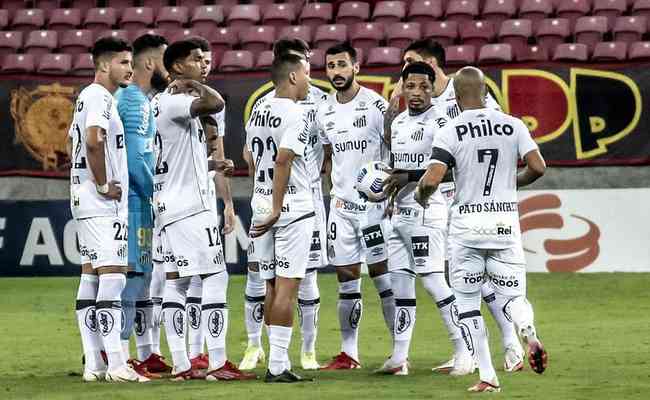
[160,210,226,277]
[439,182,455,262]
[449,240,526,297]
[388,206,446,275]
[258,214,315,281]
[308,185,328,269]
[327,198,390,266]
[77,216,128,268]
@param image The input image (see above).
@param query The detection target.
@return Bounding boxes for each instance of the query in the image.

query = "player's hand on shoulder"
[97,180,122,201]
[208,159,235,177]
[249,210,281,238]
[168,79,202,96]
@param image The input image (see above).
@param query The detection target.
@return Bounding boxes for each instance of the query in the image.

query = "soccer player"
[415,67,549,392]
[152,39,253,381]
[70,37,147,382]
[240,38,327,371]
[387,39,526,373]
[316,42,394,369]
[376,62,472,376]
[248,54,314,383]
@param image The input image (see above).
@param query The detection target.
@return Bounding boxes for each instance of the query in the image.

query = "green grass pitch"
[0,273,649,400]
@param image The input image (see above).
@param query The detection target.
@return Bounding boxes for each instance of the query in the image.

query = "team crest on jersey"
[117,243,127,259]
[97,310,115,337]
[411,128,424,141]
[353,115,367,128]
[84,308,98,332]
[447,104,460,119]
[172,309,184,336]
[349,300,362,328]
[134,309,146,336]
[396,308,412,334]
[188,304,201,329]
[208,310,224,338]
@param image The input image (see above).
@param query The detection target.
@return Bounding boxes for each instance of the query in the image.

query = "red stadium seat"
[84,8,118,33]
[48,8,81,33]
[24,30,58,62]
[536,18,571,58]
[299,3,333,32]
[446,0,480,24]
[60,29,93,56]
[310,48,326,69]
[208,27,238,66]
[219,50,254,71]
[628,40,650,60]
[632,0,650,20]
[12,9,46,33]
[256,50,274,69]
[482,0,517,27]
[372,1,406,25]
[518,44,549,61]
[575,16,609,54]
[156,6,189,31]
[460,20,496,48]
[37,53,72,75]
[121,7,154,31]
[613,16,647,44]
[36,0,61,9]
[478,43,513,63]
[354,47,365,64]
[98,29,129,42]
[366,46,401,65]
[240,25,276,54]
[72,52,95,76]
[3,0,30,14]
[0,31,24,58]
[132,29,167,43]
[553,43,589,61]
[557,0,592,27]
[520,0,554,31]
[190,6,224,34]
[0,10,8,31]
[314,24,348,49]
[263,3,296,28]
[350,22,385,54]
[69,1,95,16]
[169,28,204,43]
[227,5,261,31]
[592,41,627,60]
[423,21,458,47]
[336,1,370,27]
[278,25,312,44]
[386,22,421,49]
[2,53,35,74]
[593,0,627,30]
[407,0,443,25]
[445,44,476,65]
[107,0,137,8]
[499,19,533,60]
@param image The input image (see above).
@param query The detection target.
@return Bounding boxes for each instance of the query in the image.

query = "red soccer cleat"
[171,367,207,381]
[320,352,361,370]
[206,360,257,381]
[527,340,548,374]
[140,353,172,374]
[128,359,162,379]
[190,355,209,370]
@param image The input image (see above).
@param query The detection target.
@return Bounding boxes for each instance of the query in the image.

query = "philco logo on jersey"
[411,127,424,141]
[472,223,513,236]
[334,139,368,154]
[456,119,514,141]
[362,225,384,248]
[249,107,282,128]
[353,115,367,128]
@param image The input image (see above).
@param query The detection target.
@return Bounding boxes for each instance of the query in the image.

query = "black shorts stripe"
[339,292,362,300]
[379,289,394,298]
[398,268,417,276]
[286,211,316,227]
[162,302,185,310]
[96,300,121,310]
[75,299,96,310]
[126,271,144,278]
[135,300,154,308]
[245,295,266,302]
[298,298,321,306]
[202,303,228,310]
[186,297,202,304]
[395,298,416,307]
[458,310,481,320]
[151,297,163,305]
[483,293,496,303]
[305,268,318,274]
[436,295,456,309]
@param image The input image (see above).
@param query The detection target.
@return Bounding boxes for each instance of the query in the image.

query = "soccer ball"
[356,161,390,202]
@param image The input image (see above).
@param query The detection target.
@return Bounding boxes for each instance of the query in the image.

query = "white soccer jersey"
[152,89,211,229]
[246,96,313,226]
[212,103,226,137]
[431,108,539,249]
[391,106,448,213]
[317,86,389,204]
[432,77,501,119]
[69,83,129,220]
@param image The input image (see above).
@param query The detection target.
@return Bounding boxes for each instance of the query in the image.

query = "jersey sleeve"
[214,107,226,137]
[84,90,112,131]
[315,105,330,145]
[370,94,389,137]
[163,93,195,123]
[430,126,457,167]
[279,109,309,157]
[516,119,539,159]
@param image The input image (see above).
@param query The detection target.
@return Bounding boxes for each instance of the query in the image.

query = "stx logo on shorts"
[349,301,362,329]
[396,308,412,334]
[172,310,184,336]
[188,304,201,329]
[208,310,224,338]
[362,225,384,248]
[84,309,97,332]
[411,236,429,257]
[97,310,114,337]
[134,310,146,336]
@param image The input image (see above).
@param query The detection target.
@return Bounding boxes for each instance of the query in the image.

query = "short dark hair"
[163,40,202,74]
[401,61,435,84]
[133,34,168,57]
[91,36,132,66]
[273,38,310,58]
[405,39,446,68]
[325,42,357,63]
[187,36,210,52]
[271,53,305,85]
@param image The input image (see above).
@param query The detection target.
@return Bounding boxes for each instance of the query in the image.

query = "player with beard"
[70,37,148,382]
[240,38,327,371]
[316,42,394,370]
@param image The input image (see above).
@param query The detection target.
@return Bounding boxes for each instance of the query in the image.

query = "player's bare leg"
[239,262,266,370]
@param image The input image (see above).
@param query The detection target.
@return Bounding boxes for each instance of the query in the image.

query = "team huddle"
[69,33,548,392]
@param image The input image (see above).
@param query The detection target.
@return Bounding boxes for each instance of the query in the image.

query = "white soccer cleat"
[239,345,265,371]
[301,352,321,370]
[374,358,409,376]
[504,346,525,372]
[449,354,476,376]
[432,358,454,374]
[105,365,150,383]
[467,379,501,393]
[82,368,106,382]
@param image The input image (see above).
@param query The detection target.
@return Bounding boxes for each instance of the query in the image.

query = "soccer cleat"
[321,352,361,370]
[467,380,501,393]
[82,369,106,382]
[139,353,172,373]
[527,340,548,374]
[127,359,161,379]
[239,345,265,371]
[374,359,409,376]
[450,355,477,376]
[206,360,257,381]
[105,365,150,383]
[171,367,207,381]
[190,355,209,370]
[504,346,525,372]
[264,369,313,383]
[301,352,321,370]
[432,358,454,374]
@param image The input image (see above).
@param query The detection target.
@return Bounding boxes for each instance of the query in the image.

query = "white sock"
[96,273,127,372]
[121,340,130,362]
[135,298,154,361]
[482,285,524,354]
[298,270,320,354]
[244,269,265,347]
[268,325,292,375]
[338,279,362,362]
[504,296,538,343]
[372,273,395,336]
[202,272,229,371]
[187,275,203,359]
[76,274,104,371]
[391,272,416,364]
[162,277,191,373]
[150,262,165,355]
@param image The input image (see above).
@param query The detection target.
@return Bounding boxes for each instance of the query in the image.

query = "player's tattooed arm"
[322,144,333,194]
[415,162,448,208]
[86,126,122,200]
[517,149,546,188]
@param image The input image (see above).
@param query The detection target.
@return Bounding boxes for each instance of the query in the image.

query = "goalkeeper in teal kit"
[116,34,169,375]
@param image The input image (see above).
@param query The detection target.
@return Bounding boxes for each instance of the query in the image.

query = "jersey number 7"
[477,148,499,196]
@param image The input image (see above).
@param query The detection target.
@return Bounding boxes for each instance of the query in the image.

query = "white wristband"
[96,183,109,194]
